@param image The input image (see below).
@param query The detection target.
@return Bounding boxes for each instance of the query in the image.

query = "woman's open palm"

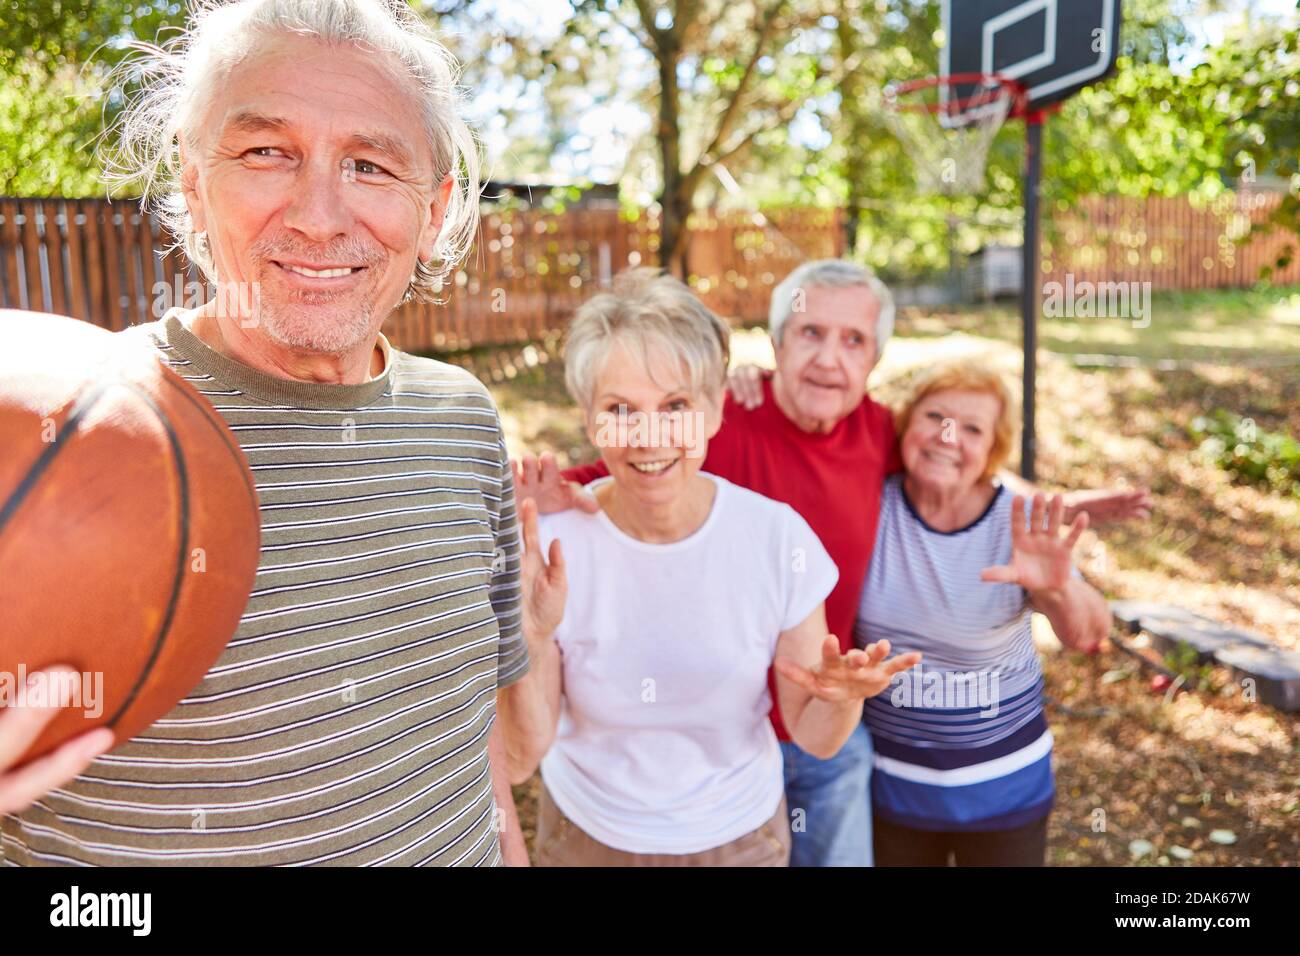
[981,493,1086,592]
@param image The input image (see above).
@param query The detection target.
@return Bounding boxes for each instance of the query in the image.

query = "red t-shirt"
[564,376,901,741]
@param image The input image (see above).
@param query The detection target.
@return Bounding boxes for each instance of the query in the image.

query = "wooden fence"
[1,193,1295,353]
[1043,192,1300,291]
[0,199,843,352]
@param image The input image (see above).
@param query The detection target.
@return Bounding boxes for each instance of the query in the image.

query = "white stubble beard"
[255,289,380,355]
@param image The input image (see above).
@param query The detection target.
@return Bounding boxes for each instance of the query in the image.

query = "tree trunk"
[655,30,690,278]
[837,2,866,257]
[843,203,861,255]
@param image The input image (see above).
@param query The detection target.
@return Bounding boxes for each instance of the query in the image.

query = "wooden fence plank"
[120,208,144,327]
[137,208,159,326]
[101,203,125,331]
[82,201,107,326]
[43,200,69,316]
[64,200,90,320]
[19,200,46,312]
[0,199,23,309]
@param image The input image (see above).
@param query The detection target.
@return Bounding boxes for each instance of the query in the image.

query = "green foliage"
[1230,19,1300,273]
[0,0,188,197]
[759,0,1300,277]
[0,59,106,196]
[0,0,185,74]
[1162,641,1216,692]
[1189,408,1300,498]
[1055,10,1299,275]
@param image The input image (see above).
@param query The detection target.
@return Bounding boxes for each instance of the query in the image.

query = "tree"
[447,0,850,275]
[739,0,1299,278]
[1226,14,1299,273]
[0,0,188,197]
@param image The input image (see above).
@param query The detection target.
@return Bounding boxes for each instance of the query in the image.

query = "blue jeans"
[779,722,874,867]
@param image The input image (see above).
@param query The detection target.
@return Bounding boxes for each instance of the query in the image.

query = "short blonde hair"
[894,360,1021,482]
[564,268,730,410]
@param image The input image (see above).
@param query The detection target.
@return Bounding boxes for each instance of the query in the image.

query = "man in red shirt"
[518,259,1149,866]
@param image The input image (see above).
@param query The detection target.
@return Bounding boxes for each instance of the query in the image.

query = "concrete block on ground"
[1110,602,1272,663]
[1142,617,1274,664]
[1214,645,1300,712]
[1109,601,1200,634]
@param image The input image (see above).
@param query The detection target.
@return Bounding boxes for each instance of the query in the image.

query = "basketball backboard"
[941,0,1122,120]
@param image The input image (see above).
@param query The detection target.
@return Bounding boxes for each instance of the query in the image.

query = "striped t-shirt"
[855,476,1054,832]
[1,310,528,866]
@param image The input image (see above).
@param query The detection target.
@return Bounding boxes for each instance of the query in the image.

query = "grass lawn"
[906,285,1300,364]
[450,283,1300,867]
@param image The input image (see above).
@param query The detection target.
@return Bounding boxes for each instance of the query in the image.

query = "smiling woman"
[855,359,1111,867]
[562,267,731,530]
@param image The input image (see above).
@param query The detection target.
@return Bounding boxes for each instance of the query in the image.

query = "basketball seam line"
[0,382,110,538]
[103,382,191,733]
[158,372,260,512]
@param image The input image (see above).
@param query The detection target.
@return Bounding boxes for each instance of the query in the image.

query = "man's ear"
[418,174,455,262]
[179,139,207,234]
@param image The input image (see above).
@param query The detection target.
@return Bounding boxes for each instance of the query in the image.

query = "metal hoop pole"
[1021,108,1047,481]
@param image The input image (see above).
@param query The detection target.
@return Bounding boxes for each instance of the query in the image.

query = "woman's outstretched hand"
[1064,486,1153,525]
[776,636,922,701]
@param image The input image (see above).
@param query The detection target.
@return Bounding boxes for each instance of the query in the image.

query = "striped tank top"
[854,475,1054,832]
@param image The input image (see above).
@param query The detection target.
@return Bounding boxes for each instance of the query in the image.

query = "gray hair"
[564,268,730,411]
[104,0,482,302]
[768,259,895,352]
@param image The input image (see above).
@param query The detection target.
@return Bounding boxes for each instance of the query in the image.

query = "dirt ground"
[457,291,1299,866]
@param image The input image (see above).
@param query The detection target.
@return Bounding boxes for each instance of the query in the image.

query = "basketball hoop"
[882,73,1027,196]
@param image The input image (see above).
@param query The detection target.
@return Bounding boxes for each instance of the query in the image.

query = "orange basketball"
[0,310,260,767]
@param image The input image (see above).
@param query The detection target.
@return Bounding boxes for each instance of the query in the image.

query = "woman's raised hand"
[518,498,567,644]
[981,493,1086,594]
[776,636,922,702]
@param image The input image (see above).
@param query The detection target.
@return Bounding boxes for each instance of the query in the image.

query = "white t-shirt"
[537,473,838,854]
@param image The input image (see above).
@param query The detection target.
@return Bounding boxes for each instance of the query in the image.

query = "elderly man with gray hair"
[521,257,1151,866]
[0,0,538,866]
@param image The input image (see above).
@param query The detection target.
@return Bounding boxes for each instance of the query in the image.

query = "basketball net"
[882,74,1024,197]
